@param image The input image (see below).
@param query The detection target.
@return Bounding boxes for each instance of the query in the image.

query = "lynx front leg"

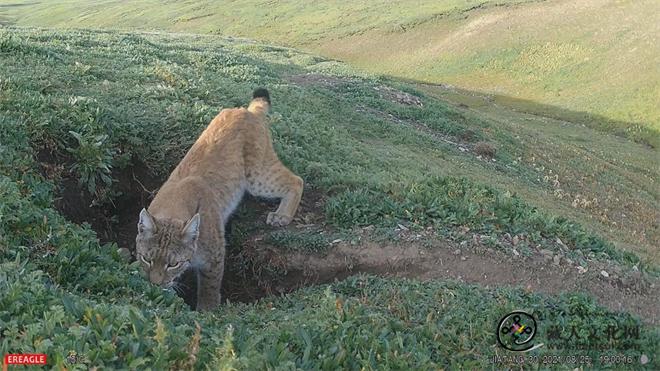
[249,163,303,226]
[196,264,224,311]
[195,239,225,311]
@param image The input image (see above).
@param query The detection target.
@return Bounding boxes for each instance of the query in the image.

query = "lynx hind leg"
[248,162,303,226]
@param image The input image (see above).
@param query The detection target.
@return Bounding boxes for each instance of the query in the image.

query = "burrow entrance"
[42,155,387,308]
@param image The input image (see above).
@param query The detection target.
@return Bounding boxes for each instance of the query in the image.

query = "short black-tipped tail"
[248,87,270,116]
[252,88,270,104]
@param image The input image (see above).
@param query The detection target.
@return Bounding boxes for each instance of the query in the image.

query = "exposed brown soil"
[473,141,497,158]
[280,243,659,325]
[229,196,659,324]
[219,192,660,324]
[37,148,162,247]
[44,158,659,324]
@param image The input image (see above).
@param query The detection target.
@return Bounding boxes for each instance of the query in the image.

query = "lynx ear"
[138,208,155,235]
[182,213,200,245]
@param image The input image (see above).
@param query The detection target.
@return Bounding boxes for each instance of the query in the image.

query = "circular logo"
[497,311,537,351]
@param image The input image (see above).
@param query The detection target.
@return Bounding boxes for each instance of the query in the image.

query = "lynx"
[136,88,303,310]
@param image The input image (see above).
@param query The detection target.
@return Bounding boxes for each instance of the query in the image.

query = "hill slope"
[0,27,658,368]
[1,0,658,145]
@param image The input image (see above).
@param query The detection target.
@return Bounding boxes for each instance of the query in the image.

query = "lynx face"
[135,208,200,288]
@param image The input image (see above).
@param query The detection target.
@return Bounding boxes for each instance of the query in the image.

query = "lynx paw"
[196,294,221,312]
[267,212,293,226]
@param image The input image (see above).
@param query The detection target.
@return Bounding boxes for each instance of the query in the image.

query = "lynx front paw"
[267,212,293,226]
[196,295,221,311]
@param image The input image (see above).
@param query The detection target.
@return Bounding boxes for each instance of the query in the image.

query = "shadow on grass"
[413,80,658,149]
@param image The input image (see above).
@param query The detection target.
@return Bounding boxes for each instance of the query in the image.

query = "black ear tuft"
[252,88,270,104]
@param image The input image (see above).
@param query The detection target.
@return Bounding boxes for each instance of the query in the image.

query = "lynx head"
[135,208,200,287]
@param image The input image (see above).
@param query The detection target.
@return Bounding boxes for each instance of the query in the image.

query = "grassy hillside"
[0,27,658,368]
[1,0,658,146]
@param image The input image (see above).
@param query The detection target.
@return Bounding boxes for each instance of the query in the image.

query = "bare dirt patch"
[39,150,160,247]
[237,228,659,324]
[218,190,660,324]
[473,141,496,158]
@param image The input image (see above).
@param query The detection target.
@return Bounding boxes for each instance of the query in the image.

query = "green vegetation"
[2,0,658,146]
[266,230,331,253]
[0,0,527,42]
[326,176,643,268]
[3,257,657,369]
[0,27,658,368]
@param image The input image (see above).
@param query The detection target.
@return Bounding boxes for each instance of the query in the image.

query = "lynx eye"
[166,262,182,270]
[139,256,152,266]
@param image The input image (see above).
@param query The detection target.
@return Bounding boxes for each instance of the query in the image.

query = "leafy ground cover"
[0,27,658,369]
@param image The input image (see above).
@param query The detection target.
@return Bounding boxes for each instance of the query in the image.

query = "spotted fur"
[136,89,303,311]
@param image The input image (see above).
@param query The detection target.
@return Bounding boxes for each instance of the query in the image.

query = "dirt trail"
[278,242,659,325]
[228,193,659,325]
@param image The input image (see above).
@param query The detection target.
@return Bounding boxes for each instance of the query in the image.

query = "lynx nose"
[149,270,165,285]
